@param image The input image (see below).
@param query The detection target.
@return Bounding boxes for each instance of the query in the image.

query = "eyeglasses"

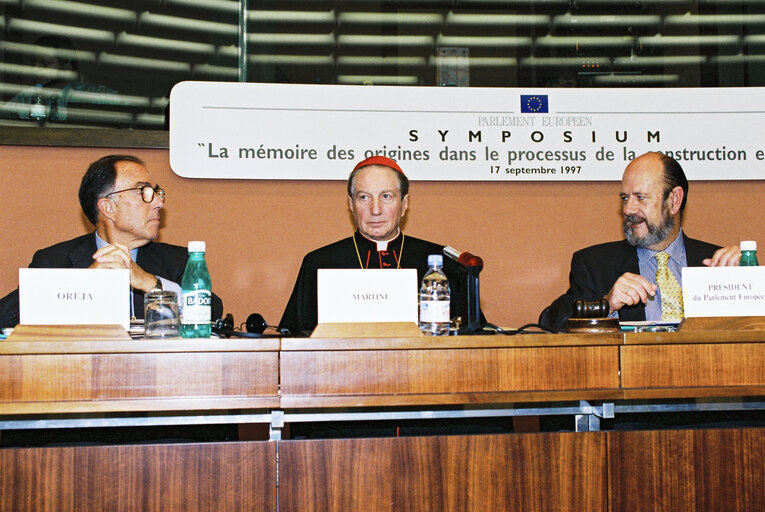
[105,184,166,203]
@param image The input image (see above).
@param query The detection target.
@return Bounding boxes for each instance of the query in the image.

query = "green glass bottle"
[181,241,212,338]
[739,241,759,266]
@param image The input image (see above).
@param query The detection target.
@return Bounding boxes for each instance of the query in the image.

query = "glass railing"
[2,0,764,139]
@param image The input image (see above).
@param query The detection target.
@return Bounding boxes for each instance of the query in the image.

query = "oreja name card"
[317,269,418,324]
[682,266,765,317]
[19,268,130,329]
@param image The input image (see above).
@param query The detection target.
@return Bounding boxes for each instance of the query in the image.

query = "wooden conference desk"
[0,333,280,512]
[0,326,763,511]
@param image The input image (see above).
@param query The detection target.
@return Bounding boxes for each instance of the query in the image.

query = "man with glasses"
[0,154,222,327]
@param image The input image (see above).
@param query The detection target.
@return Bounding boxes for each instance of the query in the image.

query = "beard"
[624,204,675,248]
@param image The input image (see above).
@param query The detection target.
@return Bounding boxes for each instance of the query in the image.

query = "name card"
[682,266,765,317]
[19,268,130,329]
[317,269,418,324]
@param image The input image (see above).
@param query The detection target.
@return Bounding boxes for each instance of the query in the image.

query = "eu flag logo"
[520,95,548,113]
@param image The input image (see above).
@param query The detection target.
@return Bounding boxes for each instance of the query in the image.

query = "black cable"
[211,326,283,338]
[481,322,562,335]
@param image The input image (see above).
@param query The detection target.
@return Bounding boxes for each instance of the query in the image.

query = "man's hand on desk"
[702,245,741,267]
[604,272,657,314]
[90,243,157,292]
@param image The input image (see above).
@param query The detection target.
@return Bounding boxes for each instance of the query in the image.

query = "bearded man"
[539,152,740,330]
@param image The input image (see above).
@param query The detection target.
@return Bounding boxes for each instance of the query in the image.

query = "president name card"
[19,268,130,329]
[317,268,418,324]
[682,266,765,317]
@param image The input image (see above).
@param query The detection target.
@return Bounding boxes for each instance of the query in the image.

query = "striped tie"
[655,251,684,321]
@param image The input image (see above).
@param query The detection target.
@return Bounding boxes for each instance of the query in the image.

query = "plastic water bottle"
[30,83,47,121]
[739,241,759,266]
[181,241,212,338]
[419,254,451,336]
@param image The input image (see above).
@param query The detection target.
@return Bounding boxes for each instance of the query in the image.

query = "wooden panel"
[310,322,424,338]
[608,428,765,512]
[621,386,765,400]
[281,346,620,406]
[6,324,130,341]
[280,389,625,408]
[621,343,765,388]
[1,397,280,414]
[0,126,167,148]
[0,351,279,413]
[624,330,765,345]
[283,332,623,350]
[680,317,765,332]
[279,432,607,512]
[0,338,281,354]
[0,441,276,512]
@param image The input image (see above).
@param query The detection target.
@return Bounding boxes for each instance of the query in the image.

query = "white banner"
[169,81,765,181]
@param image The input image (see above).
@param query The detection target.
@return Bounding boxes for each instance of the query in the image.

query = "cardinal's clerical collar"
[358,229,401,251]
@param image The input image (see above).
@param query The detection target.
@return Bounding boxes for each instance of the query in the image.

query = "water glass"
[144,290,180,338]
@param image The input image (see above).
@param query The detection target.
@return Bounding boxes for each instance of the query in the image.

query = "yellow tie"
[655,251,684,321]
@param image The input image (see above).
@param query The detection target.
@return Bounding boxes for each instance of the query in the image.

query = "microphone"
[442,246,484,334]
[443,246,484,269]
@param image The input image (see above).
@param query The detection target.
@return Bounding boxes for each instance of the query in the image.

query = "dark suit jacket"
[538,234,721,330]
[0,233,223,327]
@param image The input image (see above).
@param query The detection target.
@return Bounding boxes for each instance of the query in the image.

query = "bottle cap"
[188,241,206,253]
[740,241,757,251]
[427,254,443,267]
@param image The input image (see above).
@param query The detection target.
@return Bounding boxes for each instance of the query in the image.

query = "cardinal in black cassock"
[278,156,481,336]
[278,231,476,336]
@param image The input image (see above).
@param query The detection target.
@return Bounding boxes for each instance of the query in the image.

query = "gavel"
[573,298,610,318]
[567,298,619,332]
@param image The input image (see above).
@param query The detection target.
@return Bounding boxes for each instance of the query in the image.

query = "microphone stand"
[444,246,484,335]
